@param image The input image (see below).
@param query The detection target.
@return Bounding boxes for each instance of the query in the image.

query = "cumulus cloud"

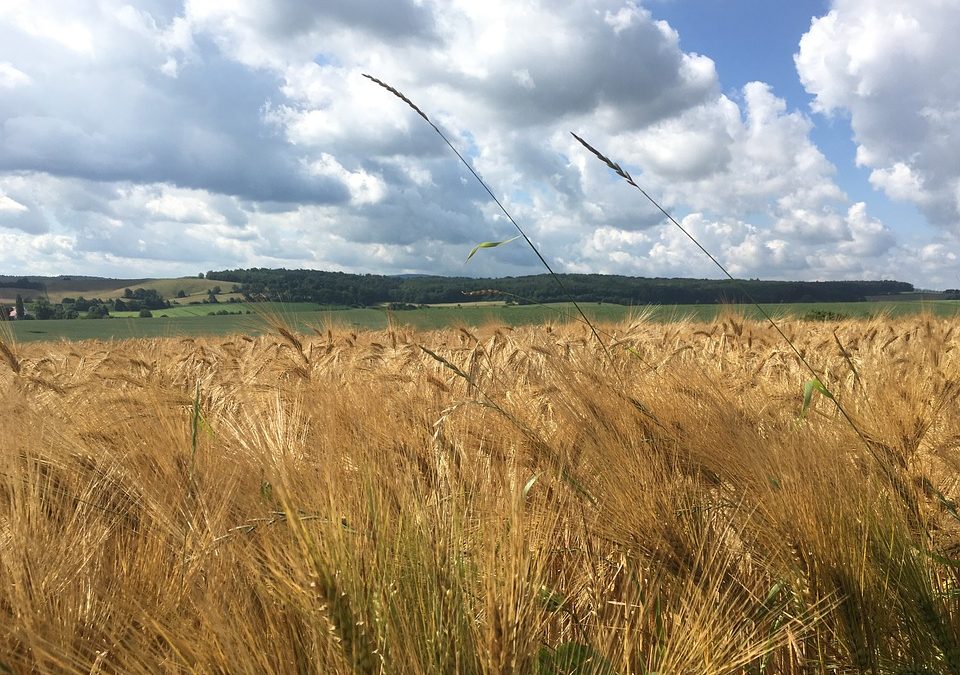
[0,62,30,88]
[562,203,896,283]
[0,0,941,285]
[537,73,901,282]
[0,194,27,214]
[424,2,718,129]
[0,1,350,204]
[797,0,960,231]
[611,81,845,217]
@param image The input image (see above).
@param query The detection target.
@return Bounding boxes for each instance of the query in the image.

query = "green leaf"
[537,584,569,614]
[753,580,787,621]
[921,476,960,524]
[922,548,960,569]
[537,641,615,675]
[762,581,785,609]
[191,381,203,458]
[800,378,834,419]
[466,235,521,261]
[552,641,614,675]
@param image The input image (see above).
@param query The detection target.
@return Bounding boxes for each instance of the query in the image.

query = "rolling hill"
[0,275,228,303]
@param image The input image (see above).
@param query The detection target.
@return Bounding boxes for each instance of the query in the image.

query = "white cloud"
[0,4,95,55]
[304,154,386,206]
[0,0,949,286]
[797,0,960,231]
[138,186,234,224]
[868,162,926,203]
[552,76,887,282]
[0,62,30,88]
[0,194,28,213]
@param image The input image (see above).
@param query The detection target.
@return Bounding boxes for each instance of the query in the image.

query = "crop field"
[2,314,960,673]
[110,306,251,319]
[7,298,960,343]
[0,277,230,304]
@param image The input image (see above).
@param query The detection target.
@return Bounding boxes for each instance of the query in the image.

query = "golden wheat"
[1,315,959,673]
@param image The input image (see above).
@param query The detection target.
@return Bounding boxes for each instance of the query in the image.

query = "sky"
[1,1,959,288]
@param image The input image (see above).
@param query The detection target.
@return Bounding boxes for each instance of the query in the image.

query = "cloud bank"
[798,1,960,231]
[0,1,956,286]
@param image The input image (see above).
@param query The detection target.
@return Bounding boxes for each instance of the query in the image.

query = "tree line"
[1,288,172,320]
[205,268,915,306]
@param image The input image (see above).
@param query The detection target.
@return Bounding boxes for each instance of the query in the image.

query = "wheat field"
[1,313,959,673]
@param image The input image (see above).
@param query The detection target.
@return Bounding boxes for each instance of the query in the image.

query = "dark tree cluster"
[0,276,46,291]
[206,268,404,305]
[17,288,172,321]
[113,288,170,311]
[53,296,111,319]
[31,298,78,320]
[205,268,914,307]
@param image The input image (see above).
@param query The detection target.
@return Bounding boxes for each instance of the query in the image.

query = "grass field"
[6,298,960,343]
[110,305,251,319]
[0,276,153,303]
[119,277,232,299]
[0,277,234,304]
[2,315,960,672]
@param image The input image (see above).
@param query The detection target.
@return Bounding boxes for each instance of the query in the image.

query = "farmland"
[5,298,960,343]
[2,314,960,672]
[0,276,229,303]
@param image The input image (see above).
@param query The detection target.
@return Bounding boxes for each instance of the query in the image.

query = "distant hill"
[204,268,917,306]
[0,275,226,303]
[864,292,951,302]
[0,270,926,308]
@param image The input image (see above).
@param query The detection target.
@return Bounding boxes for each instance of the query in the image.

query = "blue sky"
[0,1,958,287]
[651,0,828,109]
[653,0,933,260]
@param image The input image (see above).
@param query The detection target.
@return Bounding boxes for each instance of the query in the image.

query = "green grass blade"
[801,378,835,419]
[466,235,521,261]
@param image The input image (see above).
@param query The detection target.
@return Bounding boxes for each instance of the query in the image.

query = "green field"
[5,299,960,343]
[109,302,320,318]
[119,277,233,299]
[0,276,229,303]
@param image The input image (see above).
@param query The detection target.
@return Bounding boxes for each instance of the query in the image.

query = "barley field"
[2,313,959,673]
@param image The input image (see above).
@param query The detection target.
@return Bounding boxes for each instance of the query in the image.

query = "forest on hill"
[204,268,914,306]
